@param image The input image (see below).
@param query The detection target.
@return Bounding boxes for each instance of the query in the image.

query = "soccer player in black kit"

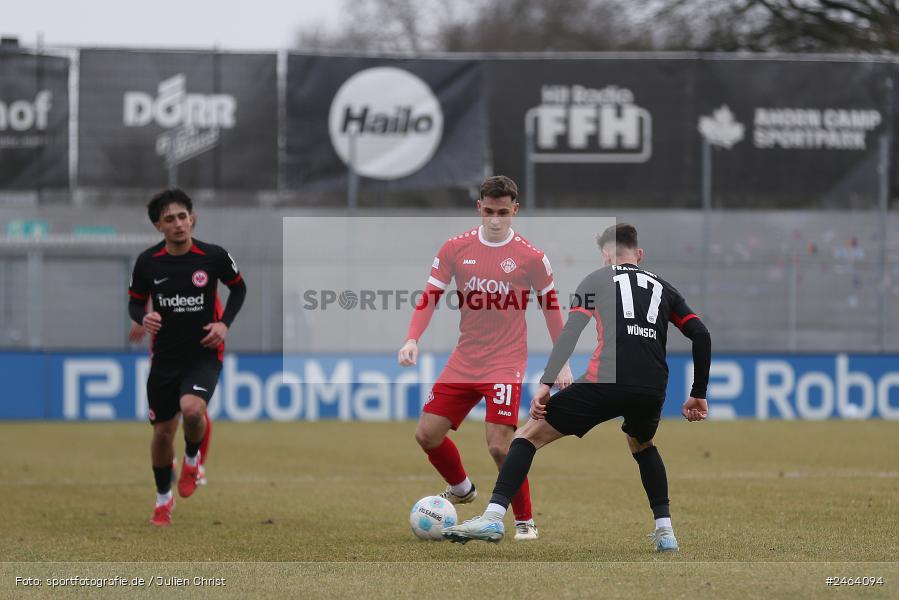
[128,189,247,526]
[443,223,711,551]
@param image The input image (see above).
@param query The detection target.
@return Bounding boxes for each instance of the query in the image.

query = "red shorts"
[423,381,523,429]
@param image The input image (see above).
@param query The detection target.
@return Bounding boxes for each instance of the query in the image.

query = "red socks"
[510,477,532,521]
[199,412,211,465]
[424,437,467,485]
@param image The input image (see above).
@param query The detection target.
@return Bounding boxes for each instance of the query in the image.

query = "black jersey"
[128,239,242,361]
[544,263,700,394]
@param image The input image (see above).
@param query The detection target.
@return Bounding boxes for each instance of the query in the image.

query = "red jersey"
[409,225,560,384]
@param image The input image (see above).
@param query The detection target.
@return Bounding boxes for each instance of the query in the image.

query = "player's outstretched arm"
[539,310,591,387]
[201,267,247,349]
[398,285,443,367]
[679,317,711,422]
[537,289,573,388]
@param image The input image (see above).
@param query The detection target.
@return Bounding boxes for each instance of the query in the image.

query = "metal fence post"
[26,250,43,349]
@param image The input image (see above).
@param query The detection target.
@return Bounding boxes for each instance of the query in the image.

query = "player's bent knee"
[414,427,443,450]
[627,435,654,454]
[486,444,507,462]
[179,395,206,423]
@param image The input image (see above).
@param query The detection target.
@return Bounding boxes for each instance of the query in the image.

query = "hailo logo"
[526,84,652,163]
[123,74,237,166]
[328,67,443,180]
[0,91,52,132]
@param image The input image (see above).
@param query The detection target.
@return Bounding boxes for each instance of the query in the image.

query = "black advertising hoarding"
[286,55,487,190]
[0,51,69,189]
[695,59,891,207]
[486,57,893,208]
[78,49,277,189]
[485,58,698,207]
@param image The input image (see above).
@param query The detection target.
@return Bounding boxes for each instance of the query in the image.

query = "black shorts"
[146,354,222,424]
[544,382,665,443]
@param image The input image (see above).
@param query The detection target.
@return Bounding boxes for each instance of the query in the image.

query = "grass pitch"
[1,420,897,598]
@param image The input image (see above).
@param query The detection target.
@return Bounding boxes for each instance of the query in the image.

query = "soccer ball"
[409,496,457,541]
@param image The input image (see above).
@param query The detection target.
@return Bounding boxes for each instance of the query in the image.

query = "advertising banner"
[486,58,696,206]
[285,55,487,190]
[486,58,893,207]
[695,59,892,207]
[78,49,278,189]
[0,51,69,189]
[3,352,898,421]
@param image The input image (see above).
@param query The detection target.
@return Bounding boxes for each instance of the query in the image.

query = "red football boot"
[177,453,201,498]
[150,496,175,527]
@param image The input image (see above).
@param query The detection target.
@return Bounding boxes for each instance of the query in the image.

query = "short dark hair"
[597,223,638,251]
[147,188,193,223]
[480,175,518,202]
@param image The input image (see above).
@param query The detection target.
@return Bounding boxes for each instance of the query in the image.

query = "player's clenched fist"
[529,383,551,420]
[398,339,418,366]
[142,311,162,335]
[681,396,708,422]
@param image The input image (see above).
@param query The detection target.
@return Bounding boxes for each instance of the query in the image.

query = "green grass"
[1,421,897,598]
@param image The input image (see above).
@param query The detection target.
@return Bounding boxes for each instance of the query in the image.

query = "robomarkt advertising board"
[77,49,277,189]
[3,352,899,421]
[285,55,487,190]
[0,51,69,189]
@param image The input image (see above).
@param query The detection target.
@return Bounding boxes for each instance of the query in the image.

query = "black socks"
[185,439,200,459]
[153,465,173,494]
[632,445,670,519]
[489,438,537,508]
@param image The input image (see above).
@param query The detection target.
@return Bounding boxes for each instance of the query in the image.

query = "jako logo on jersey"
[463,276,510,295]
[500,258,517,274]
[526,84,651,163]
[192,270,209,288]
[462,259,477,265]
[627,324,658,339]
[123,74,237,167]
[156,293,205,312]
[328,67,443,180]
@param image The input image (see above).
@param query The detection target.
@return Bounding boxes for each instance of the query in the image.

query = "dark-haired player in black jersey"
[128,188,247,526]
[443,223,711,551]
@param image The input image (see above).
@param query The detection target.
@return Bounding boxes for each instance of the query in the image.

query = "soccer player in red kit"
[398,176,572,540]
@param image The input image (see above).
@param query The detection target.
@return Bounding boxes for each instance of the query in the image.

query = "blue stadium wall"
[2,352,898,421]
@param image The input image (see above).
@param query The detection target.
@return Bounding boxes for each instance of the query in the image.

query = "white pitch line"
[1,471,897,487]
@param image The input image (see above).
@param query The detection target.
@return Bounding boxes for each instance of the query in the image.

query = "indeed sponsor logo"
[156,293,204,312]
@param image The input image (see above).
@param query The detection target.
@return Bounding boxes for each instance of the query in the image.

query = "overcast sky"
[4,0,344,50]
